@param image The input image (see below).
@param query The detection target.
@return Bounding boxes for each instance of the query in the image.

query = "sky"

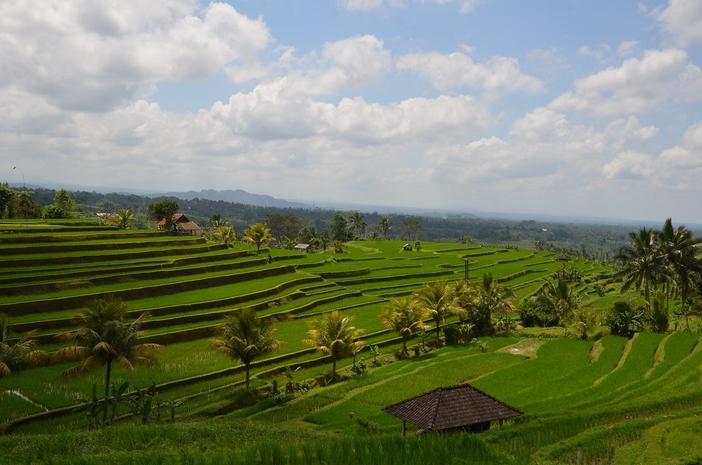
[2,0,702,222]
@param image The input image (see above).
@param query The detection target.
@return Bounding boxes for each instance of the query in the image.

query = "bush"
[606,301,646,338]
[649,297,669,333]
[43,205,68,219]
[518,299,559,327]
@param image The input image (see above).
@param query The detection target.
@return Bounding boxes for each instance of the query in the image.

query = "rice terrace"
[3,0,702,464]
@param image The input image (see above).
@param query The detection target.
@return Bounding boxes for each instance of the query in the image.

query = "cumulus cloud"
[551,49,702,116]
[656,0,702,46]
[397,50,542,96]
[0,1,270,111]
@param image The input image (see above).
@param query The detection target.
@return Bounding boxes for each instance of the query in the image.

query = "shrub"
[606,301,646,338]
[518,299,558,327]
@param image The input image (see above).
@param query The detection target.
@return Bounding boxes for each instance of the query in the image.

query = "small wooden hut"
[382,384,522,435]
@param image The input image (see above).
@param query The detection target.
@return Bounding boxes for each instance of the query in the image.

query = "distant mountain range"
[152,189,308,209]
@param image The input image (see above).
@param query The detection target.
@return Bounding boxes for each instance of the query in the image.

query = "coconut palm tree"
[213,225,236,248]
[616,227,666,306]
[380,298,428,356]
[113,209,135,229]
[537,278,579,325]
[54,297,161,425]
[305,311,363,378]
[414,282,457,345]
[210,309,280,392]
[243,223,273,254]
[349,211,367,239]
[657,218,702,313]
[457,273,514,336]
[0,313,47,378]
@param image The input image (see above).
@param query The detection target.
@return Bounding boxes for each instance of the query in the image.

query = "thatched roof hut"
[383,384,522,434]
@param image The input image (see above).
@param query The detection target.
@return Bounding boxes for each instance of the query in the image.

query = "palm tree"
[657,218,702,313]
[211,309,280,392]
[537,278,579,324]
[0,313,47,378]
[378,217,391,240]
[305,311,363,378]
[113,209,135,229]
[213,225,236,248]
[414,282,457,344]
[243,223,273,254]
[54,297,161,425]
[457,274,514,336]
[616,227,666,306]
[380,298,428,356]
[349,211,367,239]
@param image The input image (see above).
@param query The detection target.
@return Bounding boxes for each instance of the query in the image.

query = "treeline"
[3,186,671,257]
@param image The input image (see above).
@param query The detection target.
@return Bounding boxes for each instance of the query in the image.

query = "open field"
[3,221,692,465]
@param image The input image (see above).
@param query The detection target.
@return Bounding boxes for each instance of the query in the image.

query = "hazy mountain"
[153,189,307,209]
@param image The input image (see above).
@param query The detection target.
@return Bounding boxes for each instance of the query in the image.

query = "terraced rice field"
[0,221,621,430]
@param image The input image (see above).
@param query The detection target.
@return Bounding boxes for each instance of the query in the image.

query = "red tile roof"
[383,384,521,431]
[157,213,188,226]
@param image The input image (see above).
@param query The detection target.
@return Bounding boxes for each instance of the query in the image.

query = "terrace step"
[0,243,229,268]
[0,264,299,316]
[0,231,168,244]
[0,237,205,255]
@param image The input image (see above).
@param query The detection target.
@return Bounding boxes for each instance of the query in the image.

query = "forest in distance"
[6,185,682,259]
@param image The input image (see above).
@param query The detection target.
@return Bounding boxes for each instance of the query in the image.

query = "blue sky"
[2,0,702,222]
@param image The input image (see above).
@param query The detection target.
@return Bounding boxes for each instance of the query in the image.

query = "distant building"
[157,213,202,236]
[294,243,313,253]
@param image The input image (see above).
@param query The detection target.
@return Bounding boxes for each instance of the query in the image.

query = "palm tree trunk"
[436,320,441,345]
[332,358,337,378]
[103,359,112,426]
[402,338,408,356]
[245,363,250,392]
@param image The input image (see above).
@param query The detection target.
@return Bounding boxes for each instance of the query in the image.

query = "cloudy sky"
[2,0,702,222]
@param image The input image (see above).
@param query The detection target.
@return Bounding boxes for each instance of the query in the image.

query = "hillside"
[2,220,700,465]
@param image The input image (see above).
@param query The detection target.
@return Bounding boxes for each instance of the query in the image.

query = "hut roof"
[157,213,189,226]
[175,221,201,232]
[382,384,521,432]
[294,243,310,250]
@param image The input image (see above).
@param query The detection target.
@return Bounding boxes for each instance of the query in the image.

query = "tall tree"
[210,309,280,392]
[657,218,702,313]
[0,184,14,218]
[330,213,350,242]
[53,189,75,217]
[616,228,666,306]
[380,298,428,356]
[0,313,47,378]
[414,282,457,344]
[305,311,363,377]
[54,297,161,425]
[378,216,391,240]
[12,191,41,219]
[349,211,367,239]
[243,223,273,253]
[400,216,422,241]
[265,213,304,244]
[148,200,179,232]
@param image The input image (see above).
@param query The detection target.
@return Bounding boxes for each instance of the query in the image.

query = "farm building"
[157,213,202,236]
[383,384,522,435]
[294,243,313,253]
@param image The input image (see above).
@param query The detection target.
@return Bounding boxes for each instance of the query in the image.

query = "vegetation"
[0,313,45,377]
[243,223,273,253]
[305,311,364,377]
[54,297,162,424]
[380,298,428,356]
[210,309,281,392]
[147,200,179,232]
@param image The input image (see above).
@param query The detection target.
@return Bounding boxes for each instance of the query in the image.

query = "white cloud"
[656,0,702,46]
[0,1,270,111]
[550,48,702,116]
[602,151,656,179]
[617,40,639,57]
[397,50,542,96]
